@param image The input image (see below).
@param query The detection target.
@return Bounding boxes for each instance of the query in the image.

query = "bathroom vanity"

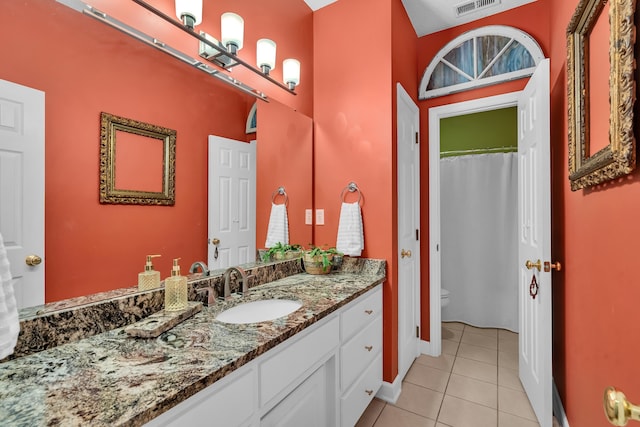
[0,260,385,426]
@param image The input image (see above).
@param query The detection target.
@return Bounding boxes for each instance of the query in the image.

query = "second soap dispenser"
[138,254,161,291]
[164,258,188,312]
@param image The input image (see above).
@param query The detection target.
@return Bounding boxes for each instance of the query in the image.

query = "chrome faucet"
[189,261,209,277]
[221,266,253,298]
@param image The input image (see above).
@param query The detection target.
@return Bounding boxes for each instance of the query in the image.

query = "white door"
[0,79,45,309]
[396,83,421,380]
[517,58,552,426]
[208,136,256,270]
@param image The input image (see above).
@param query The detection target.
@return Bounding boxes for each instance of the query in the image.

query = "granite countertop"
[0,270,385,427]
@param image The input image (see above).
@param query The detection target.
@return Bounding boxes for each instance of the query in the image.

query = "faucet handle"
[240,274,255,294]
[196,286,217,306]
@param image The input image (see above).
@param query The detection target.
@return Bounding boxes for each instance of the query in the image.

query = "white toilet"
[441,288,450,308]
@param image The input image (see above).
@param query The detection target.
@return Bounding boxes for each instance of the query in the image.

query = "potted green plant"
[302,246,342,275]
[262,243,303,262]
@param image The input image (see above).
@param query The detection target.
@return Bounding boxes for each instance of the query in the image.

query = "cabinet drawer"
[341,287,382,342]
[340,353,382,427]
[341,315,382,390]
[260,316,339,405]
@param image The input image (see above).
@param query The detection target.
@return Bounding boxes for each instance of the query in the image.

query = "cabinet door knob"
[365,389,373,396]
[364,309,373,315]
[365,345,373,352]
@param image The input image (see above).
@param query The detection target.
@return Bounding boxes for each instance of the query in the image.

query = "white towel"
[265,203,289,248]
[0,232,19,359]
[336,202,364,257]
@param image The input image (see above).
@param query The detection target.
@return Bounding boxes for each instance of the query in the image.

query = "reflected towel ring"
[340,182,362,205]
[271,186,289,206]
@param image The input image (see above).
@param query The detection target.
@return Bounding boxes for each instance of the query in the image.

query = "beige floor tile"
[498,337,518,355]
[394,381,444,420]
[461,331,498,350]
[498,350,518,370]
[443,322,465,331]
[498,386,537,421]
[463,325,498,337]
[498,329,518,342]
[436,424,452,427]
[498,411,540,427]
[438,395,498,427]
[457,343,497,366]
[498,367,524,392]
[442,327,462,342]
[442,339,460,356]
[452,357,497,384]
[356,398,386,427]
[406,363,451,392]
[445,373,498,408]
[415,353,456,373]
[374,404,436,427]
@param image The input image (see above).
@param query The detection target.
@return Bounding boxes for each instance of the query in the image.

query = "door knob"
[210,238,220,245]
[525,259,541,271]
[604,386,640,425]
[25,255,42,266]
[401,249,412,258]
[544,261,562,272]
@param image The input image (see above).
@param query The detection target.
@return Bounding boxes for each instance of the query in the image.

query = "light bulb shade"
[175,0,202,27]
[283,58,301,87]
[221,12,244,51]
[256,39,277,72]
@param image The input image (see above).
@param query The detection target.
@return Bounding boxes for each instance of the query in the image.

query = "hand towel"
[0,232,19,359]
[265,203,289,248]
[336,202,364,257]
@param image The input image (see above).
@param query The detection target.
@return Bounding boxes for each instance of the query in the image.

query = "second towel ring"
[340,182,362,205]
[272,186,289,206]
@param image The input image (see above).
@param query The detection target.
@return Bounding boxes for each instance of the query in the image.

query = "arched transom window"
[419,25,545,100]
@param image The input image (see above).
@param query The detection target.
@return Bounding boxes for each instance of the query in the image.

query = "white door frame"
[427,92,519,356]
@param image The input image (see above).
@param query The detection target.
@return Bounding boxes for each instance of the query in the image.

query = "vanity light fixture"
[174,0,202,30]
[220,12,244,54]
[283,59,301,90]
[257,39,277,75]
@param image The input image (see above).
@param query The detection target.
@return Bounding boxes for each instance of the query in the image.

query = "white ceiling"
[304,0,537,37]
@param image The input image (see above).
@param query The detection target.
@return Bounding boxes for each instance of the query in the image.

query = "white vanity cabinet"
[146,284,382,427]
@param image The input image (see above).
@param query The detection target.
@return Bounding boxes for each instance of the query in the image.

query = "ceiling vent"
[455,0,500,17]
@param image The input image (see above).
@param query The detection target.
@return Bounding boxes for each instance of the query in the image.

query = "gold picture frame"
[99,112,176,205]
[567,0,636,191]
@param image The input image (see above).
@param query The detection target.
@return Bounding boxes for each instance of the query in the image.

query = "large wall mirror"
[1,0,313,311]
[567,0,636,191]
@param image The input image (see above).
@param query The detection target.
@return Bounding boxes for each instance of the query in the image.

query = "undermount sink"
[216,299,302,324]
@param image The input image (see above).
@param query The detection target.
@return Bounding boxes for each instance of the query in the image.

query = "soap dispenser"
[138,254,161,291]
[164,258,188,312]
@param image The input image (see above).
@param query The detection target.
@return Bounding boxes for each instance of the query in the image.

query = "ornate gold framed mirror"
[567,0,636,191]
[99,112,176,205]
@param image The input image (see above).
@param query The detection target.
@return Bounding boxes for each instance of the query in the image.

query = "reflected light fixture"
[256,39,276,75]
[221,12,244,54]
[283,59,301,90]
[174,0,202,30]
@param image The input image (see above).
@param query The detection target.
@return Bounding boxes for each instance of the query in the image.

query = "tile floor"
[356,322,541,427]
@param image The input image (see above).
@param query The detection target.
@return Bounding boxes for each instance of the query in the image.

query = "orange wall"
[416,0,551,340]
[0,0,312,301]
[549,1,640,425]
[314,0,401,382]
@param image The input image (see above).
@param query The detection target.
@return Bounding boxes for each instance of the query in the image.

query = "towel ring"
[271,186,288,206]
[340,182,362,205]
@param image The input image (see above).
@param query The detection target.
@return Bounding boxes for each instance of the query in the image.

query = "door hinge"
[416,229,419,241]
[415,132,419,144]
[416,326,420,338]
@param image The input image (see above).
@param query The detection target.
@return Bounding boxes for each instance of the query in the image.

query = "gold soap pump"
[138,254,161,291]
[164,258,188,312]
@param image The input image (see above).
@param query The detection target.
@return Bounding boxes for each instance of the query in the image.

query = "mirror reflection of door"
[208,136,256,270]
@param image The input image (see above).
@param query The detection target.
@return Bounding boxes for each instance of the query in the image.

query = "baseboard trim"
[553,379,570,427]
[420,339,438,356]
[376,376,402,404]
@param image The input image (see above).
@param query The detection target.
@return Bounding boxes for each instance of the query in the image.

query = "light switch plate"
[305,209,313,225]
[315,209,325,225]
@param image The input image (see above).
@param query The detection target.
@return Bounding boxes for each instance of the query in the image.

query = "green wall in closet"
[440,107,517,158]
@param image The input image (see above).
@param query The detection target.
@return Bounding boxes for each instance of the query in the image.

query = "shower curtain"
[440,152,519,332]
